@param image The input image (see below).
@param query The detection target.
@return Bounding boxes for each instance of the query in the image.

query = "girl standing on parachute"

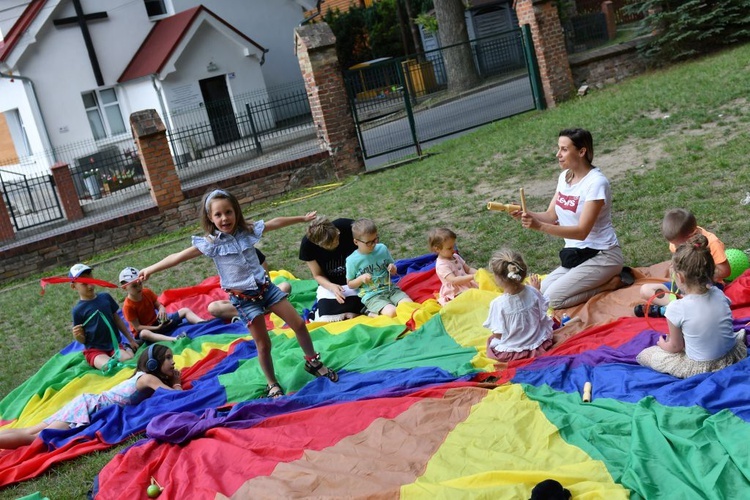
[0,345,181,449]
[139,189,338,399]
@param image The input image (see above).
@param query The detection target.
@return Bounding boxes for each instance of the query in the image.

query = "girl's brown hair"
[428,228,457,252]
[200,189,251,235]
[488,248,527,284]
[672,233,714,289]
[136,345,177,386]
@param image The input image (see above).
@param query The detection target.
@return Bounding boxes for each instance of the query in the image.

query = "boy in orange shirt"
[119,267,205,343]
[636,208,729,316]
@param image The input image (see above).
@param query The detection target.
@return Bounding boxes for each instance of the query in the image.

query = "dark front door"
[199,75,240,146]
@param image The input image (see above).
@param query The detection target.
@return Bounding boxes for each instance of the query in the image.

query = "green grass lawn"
[1,42,750,498]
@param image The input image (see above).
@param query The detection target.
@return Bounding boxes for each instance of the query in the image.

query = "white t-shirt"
[664,286,735,361]
[484,286,553,353]
[554,168,618,250]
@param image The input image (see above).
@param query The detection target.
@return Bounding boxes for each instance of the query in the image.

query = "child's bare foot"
[600,267,635,293]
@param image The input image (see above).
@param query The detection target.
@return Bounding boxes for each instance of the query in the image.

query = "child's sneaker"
[304,353,338,382]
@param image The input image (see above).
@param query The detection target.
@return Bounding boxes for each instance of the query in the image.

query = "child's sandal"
[266,383,284,398]
[304,353,339,382]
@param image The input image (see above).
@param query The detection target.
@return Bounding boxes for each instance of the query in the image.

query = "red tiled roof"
[118,5,265,83]
[0,0,48,63]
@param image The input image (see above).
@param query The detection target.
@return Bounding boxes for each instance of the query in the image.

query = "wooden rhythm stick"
[519,187,527,213]
[582,381,592,403]
[487,202,521,212]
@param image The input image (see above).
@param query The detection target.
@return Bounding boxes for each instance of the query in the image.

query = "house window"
[82,88,126,140]
[4,109,31,157]
[144,0,167,17]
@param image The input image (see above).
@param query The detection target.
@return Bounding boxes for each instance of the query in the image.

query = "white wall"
[172,0,309,90]
[0,77,54,174]
[163,21,266,109]
[13,0,154,150]
[161,20,268,149]
[0,0,27,40]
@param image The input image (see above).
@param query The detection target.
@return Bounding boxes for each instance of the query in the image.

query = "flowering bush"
[102,168,135,184]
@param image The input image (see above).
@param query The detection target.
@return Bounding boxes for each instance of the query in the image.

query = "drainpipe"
[299,0,323,25]
[150,74,171,133]
[0,70,56,162]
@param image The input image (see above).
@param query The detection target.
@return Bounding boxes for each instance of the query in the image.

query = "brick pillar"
[295,23,364,177]
[130,109,184,209]
[602,1,617,40]
[50,162,84,221]
[514,0,574,106]
[0,192,14,242]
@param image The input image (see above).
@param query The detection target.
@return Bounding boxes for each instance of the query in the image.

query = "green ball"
[147,484,161,498]
[725,248,749,281]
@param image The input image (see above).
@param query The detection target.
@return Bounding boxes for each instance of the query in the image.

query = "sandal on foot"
[304,353,339,382]
[266,383,284,398]
[619,266,635,287]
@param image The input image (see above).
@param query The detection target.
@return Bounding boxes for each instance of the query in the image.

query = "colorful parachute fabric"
[1,258,750,499]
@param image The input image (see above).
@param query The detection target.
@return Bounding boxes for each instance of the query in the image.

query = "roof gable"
[118,5,266,83]
[0,0,49,63]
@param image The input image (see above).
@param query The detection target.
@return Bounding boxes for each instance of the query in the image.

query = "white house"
[0,0,317,176]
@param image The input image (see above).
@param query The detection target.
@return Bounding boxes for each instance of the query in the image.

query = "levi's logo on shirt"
[555,192,580,212]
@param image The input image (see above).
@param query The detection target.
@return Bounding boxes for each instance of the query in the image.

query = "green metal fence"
[344,28,542,161]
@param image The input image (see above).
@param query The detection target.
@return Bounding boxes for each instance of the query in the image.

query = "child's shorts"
[363,288,411,314]
[229,282,288,324]
[83,344,132,367]
[154,312,181,334]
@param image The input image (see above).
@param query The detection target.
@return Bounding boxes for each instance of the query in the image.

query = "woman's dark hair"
[136,344,175,385]
[559,128,594,163]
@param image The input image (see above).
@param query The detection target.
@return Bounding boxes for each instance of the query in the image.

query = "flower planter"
[103,178,136,194]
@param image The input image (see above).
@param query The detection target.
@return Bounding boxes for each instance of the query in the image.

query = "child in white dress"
[484,249,554,362]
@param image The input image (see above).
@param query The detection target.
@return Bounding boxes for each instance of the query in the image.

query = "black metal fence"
[575,0,643,24]
[344,28,539,161]
[0,134,153,233]
[563,12,610,54]
[166,81,316,184]
[0,168,63,231]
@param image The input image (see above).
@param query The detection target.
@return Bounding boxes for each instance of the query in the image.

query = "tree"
[628,0,750,62]
[432,0,478,92]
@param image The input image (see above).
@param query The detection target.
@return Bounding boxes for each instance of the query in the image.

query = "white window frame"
[4,109,31,157]
[144,0,173,19]
[82,88,127,141]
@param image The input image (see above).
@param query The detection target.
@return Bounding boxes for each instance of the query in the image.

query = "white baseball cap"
[69,263,92,278]
[119,267,140,284]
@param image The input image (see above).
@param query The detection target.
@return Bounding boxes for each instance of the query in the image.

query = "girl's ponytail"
[673,233,714,288]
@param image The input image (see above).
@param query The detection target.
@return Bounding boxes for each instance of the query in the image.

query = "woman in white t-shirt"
[515,128,629,309]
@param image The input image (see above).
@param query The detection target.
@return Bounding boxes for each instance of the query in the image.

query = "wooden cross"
[53,0,108,86]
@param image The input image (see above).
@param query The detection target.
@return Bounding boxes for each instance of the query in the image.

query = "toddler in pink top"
[429,228,478,305]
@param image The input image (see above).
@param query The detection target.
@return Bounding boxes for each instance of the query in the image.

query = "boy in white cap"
[69,263,139,370]
[119,266,204,343]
